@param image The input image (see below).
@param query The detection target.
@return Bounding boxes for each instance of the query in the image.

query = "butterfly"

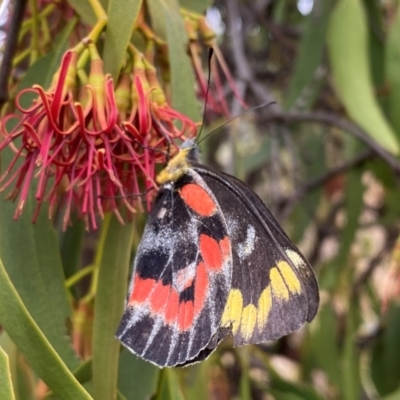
[116,138,319,368]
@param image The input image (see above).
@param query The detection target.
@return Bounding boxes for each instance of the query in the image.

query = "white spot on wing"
[157,207,167,219]
[238,225,256,260]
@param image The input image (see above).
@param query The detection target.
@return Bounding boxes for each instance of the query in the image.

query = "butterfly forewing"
[117,170,233,367]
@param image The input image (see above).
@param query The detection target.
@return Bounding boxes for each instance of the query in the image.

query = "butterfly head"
[156,139,200,185]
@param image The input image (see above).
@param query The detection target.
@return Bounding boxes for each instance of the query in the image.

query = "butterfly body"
[116,140,319,367]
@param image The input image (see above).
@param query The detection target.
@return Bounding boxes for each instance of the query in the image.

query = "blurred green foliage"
[2,0,400,399]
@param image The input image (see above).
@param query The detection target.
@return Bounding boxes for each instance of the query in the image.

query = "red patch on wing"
[179,183,216,216]
[164,288,179,324]
[200,234,223,271]
[149,280,171,313]
[194,262,209,316]
[129,276,155,305]
[178,301,195,331]
[219,236,231,260]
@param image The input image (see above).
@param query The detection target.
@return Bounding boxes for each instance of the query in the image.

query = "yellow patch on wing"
[285,249,306,269]
[257,286,272,329]
[240,304,257,340]
[270,267,289,300]
[156,148,191,184]
[277,261,302,294]
[221,289,243,334]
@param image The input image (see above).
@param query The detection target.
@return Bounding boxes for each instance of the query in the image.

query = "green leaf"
[342,298,361,400]
[285,0,334,110]
[178,0,212,13]
[0,346,15,400]
[0,197,79,371]
[335,142,364,270]
[66,0,97,26]
[267,365,323,400]
[371,304,400,395]
[59,218,86,282]
[385,5,400,135]
[309,303,342,389]
[147,0,200,121]
[181,362,210,400]
[364,0,385,88]
[0,333,35,400]
[92,215,134,400]
[99,0,110,11]
[154,369,185,400]
[382,388,400,400]
[327,0,400,154]
[238,349,252,400]
[118,349,159,400]
[103,0,142,80]
[0,258,92,400]
[73,358,93,384]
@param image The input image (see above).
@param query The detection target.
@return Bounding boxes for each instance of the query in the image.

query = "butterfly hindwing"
[194,165,319,346]
[116,169,232,367]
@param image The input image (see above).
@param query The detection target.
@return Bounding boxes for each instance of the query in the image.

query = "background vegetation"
[1,0,400,399]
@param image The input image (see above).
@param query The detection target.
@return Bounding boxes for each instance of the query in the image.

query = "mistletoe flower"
[0,42,199,230]
[122,55,198,209]
[0,50,79,222]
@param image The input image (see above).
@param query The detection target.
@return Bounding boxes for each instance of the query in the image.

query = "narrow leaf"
[285,0,334,109]
[92,215,134,400]
[0,333,35,400]
[147,0,200,121]
[327,0,399,154]
[154,369,185,400]
[178,0,212,14]
[342,299,361,400]
[118,349,159,400]
[66,0,97,25]
[59,219,86,281]
[103,0,142,80]
[382,388,400,400]
[0,346,15,400]
[385,6,400,135]
[0,195,79,370]
[0,258,92,400]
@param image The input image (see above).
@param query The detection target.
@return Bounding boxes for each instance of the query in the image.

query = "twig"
[225,0,281,112]
[301,149,373,196]
[277,149,374,221]
[262,111,400,173]
[0,0,28,108]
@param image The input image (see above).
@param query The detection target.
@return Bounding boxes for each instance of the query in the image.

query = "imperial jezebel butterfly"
[116,139,319,368]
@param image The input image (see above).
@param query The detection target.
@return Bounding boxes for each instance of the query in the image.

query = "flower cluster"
[0,40,196,230]
[0,5,243,230]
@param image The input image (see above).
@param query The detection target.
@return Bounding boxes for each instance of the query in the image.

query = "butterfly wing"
[116,171,233,367]
[195,165,319,346]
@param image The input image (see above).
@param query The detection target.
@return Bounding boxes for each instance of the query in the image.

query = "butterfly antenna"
[100,187,155,200]
[197,101,277,146]
[196,48,214,143]
[122,122,169,158]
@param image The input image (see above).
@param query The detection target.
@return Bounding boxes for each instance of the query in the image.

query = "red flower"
[0,43,198,230]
